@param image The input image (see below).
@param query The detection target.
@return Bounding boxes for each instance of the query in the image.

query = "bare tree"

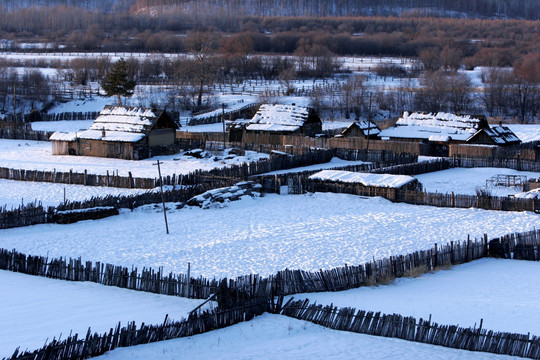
[511,55,540,123]
[418,47,442,72]
[481,67,513,117]
[414,70,472,113]
[339,75,368,119]
[181,31,221,110]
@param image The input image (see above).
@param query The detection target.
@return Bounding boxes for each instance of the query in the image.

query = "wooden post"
[433,243,438,268]
[153,160,169,234]
[185,262,191,298]
[222,103,226,150]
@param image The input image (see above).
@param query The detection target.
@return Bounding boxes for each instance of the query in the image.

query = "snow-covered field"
[290,258,540,335]
[416,167,540,196]
[0,139,269,178]
[0,270,211,359]
[1,193,537,278]
[93,313,518,360]
[0,179,149,208]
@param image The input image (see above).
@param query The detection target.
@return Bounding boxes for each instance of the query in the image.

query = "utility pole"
[366,92,372,153]
[221,103,226,151]
[153,160,169,234]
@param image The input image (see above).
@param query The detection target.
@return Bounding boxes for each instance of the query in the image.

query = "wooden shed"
[245,103,322,136]
[309,170,422,192]
[341,120,381,139]
[50,106,178,160]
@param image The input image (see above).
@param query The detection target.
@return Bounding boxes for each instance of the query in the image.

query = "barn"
[245,103,322,136]
[50,106,178,160]
[340,120,381,139]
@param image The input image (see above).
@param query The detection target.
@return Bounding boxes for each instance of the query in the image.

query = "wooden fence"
[0,149,337,190]
[41,111,99,122]
[2,229,538,302]
[0,128,52,141]
[6,300,271,360]
[307,180,538,212]
[0,184,218,230]
[279,299,540,359]
[450,143,539,161]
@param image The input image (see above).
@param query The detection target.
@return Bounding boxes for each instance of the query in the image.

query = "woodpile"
[186,181,262,208]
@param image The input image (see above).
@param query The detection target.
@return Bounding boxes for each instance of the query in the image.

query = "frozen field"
[0,139,269,178]
[93,313,519,360]
[416,167,540,196]
[1,193,537,278]
[0,270,211,359]
[291,258,540,335]
[0,179,149,208]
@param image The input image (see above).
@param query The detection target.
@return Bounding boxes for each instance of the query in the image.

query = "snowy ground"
[416,167,540,196]
[0,270,212,359]
[0,139,269,178]
[92,313,519,360]
[0,179,149,208]
[290,258,540,335]
[1,193,537,279]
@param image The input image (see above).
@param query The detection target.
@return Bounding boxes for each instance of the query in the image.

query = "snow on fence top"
[309,169,416,188]
[379,111,485,142]
[247,104,310,132]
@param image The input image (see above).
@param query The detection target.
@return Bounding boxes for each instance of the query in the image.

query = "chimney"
[499,121,502,127]
[102,127,106,138]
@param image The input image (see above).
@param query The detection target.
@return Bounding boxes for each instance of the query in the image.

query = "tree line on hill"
[1,0,539,19]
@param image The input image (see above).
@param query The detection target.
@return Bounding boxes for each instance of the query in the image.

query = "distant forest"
[0,0,539,19]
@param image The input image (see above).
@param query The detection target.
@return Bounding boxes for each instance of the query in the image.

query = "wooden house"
[245,104,322,136]
[50,106,178,160]
[378,112,520,156]
[340,120,381,139]
[309,169,422,194]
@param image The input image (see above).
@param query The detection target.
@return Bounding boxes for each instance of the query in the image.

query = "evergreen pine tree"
[101,58,136,106]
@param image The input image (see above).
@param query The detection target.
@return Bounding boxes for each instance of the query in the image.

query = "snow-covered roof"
[246,104,311,132]
[49,106,171,144]
[90,106,158,134]
[49,132,78,141]
[309,170,416,188]
[512,188,540,200]
[77,129,146,143]
[379,112,486,142]
[483,126,521,145]
[342,120,381,136]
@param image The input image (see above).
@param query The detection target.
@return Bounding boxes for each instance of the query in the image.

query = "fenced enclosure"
[1,228,539,359]
[1,229,538,301]
[279,299,540,359]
